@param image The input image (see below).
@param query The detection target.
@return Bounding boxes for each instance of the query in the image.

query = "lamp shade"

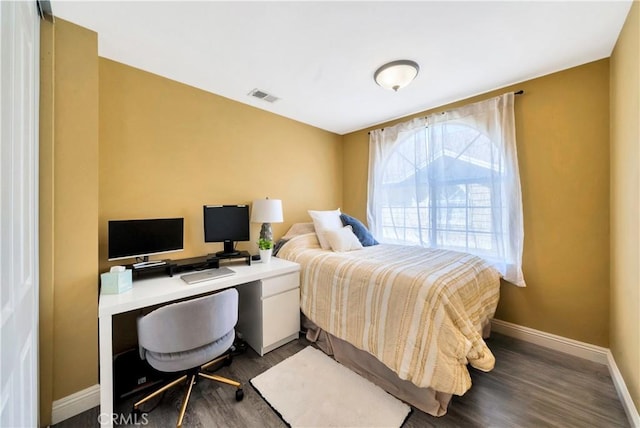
[374,60,419,91]
[251,199,283,223]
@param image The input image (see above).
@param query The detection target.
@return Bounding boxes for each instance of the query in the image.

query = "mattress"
[277,232,501,396]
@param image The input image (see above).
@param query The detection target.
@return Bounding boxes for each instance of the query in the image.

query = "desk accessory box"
[101,266,133,294]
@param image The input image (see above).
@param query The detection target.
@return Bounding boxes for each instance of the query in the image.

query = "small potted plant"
[258,238,274,264]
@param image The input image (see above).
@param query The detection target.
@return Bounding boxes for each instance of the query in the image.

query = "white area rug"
[251,346,411,428]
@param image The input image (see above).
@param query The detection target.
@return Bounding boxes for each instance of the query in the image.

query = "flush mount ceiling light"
[374,60,420,92]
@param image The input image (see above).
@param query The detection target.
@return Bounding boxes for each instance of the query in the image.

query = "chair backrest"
[137,288,238,354]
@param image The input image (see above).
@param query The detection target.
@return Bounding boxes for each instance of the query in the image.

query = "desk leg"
[99,315,113,428]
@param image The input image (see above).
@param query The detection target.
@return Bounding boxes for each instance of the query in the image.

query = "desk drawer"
[262,288,300,349]
[261,273,299,298]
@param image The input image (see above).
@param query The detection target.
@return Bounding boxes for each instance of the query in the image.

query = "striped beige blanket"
[277,233,501,395]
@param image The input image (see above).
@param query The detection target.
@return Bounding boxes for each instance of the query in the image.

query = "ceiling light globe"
[374,60,420,91]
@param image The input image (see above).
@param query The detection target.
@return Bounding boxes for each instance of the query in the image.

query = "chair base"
[132,354,243,427]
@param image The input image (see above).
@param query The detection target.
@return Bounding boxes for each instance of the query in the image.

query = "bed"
[275,223,501,416]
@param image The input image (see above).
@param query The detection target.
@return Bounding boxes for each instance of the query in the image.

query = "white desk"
[98,258,301,427]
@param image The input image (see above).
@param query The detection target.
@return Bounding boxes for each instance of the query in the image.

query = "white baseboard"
[492,318,639,427]
[607,350,640,428]
[491,318,608,364]
[51,383,100,425]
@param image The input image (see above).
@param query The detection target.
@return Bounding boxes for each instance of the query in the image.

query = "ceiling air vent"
[248,88,279,103]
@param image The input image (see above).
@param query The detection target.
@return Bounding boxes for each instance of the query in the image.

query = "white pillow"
[308,208,343,250]
[325,226,363,252]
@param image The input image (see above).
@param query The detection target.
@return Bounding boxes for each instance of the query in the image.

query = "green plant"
[258,238,274,250]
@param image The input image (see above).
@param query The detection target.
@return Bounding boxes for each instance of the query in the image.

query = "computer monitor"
[108,218,184,262]
[203,205,250,257]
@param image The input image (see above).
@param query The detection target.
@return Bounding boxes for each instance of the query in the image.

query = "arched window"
[378,123,502,259]
[368,93,526,286]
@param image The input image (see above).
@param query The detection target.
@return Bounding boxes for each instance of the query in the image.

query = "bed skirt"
[302,316,453,417]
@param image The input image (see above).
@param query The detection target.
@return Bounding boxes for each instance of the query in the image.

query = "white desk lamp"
[251,198,283,242]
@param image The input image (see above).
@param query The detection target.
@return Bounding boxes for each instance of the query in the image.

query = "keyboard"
[180,267,236,285]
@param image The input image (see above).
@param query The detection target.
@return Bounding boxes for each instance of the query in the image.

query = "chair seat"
[144,330,235,373]
[134,289,243,426]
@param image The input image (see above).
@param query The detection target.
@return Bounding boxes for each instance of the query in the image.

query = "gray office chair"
[132,288,244,427]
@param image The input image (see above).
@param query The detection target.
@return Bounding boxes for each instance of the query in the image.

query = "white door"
[0,1,40,427]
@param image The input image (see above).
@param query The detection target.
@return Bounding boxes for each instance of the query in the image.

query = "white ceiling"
[51,1,632,135]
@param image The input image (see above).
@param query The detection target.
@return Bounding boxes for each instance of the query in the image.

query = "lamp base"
[259,223,273,242]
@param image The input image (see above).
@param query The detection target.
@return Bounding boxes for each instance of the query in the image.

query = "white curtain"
[367,93,526,287]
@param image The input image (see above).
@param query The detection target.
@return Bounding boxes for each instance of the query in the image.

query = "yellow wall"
[38,17,100,422]
[99,59,343,352]
[39,18,343,419]
[38,18,54,427]
[610,0,640,411]
[98,59,342,273]
[343,60,611,347]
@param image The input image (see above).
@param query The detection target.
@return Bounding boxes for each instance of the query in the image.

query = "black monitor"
[108,218,184,262]
[203,205,250,257]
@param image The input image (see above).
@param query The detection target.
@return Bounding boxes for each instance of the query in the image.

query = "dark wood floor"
[54,333,629,427]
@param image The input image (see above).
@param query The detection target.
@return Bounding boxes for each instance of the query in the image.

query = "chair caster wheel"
[235,388,244,401]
